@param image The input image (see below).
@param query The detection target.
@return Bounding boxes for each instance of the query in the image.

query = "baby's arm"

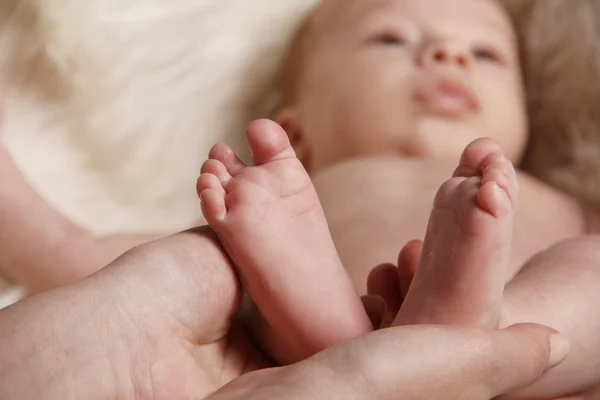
[0,146,166,292]
[503,236,600,398]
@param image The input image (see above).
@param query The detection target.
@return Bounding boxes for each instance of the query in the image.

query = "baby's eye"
[376,33,406,46]
[473,48,500,63]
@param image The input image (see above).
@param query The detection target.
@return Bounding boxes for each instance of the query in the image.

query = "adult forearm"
[504,235,600,398]
[0,147,96,290]
[0,279,126,400]
[0,148,167,292]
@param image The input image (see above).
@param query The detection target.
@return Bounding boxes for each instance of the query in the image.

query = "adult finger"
[361,294,386,329]
[484,324,570,397]
[366,264,400,327]
[397,239,422,298]
[306,323,568,399]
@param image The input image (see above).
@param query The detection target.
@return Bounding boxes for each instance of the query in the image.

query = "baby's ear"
[275,108,312,171]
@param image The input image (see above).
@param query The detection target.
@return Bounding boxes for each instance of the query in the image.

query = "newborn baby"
[1,0,598,397]
[197,0,600,398]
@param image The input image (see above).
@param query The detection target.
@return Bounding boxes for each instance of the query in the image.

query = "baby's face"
[280,0,527,172]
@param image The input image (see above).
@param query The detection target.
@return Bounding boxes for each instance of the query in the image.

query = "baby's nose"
[419,41,470,69]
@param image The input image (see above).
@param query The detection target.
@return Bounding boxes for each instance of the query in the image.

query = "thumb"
[483,323,570,397]
[303,323,569,400]
[209,324,570,400]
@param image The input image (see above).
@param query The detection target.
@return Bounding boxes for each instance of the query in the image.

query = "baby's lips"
[413,78,480,117]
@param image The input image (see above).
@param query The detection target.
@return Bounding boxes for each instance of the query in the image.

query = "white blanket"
[0,0,316,304]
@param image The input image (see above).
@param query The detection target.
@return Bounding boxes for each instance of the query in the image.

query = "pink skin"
[197,125,517,362]
[395,138,518,327]
[196,119,372,365]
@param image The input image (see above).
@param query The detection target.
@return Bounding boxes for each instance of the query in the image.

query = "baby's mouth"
[412,78,480,117]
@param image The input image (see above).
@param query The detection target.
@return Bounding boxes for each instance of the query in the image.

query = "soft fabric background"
[3,0,600,309]
[0,0,316,304]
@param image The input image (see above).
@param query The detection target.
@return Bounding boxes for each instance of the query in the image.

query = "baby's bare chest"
[312,158,587,293]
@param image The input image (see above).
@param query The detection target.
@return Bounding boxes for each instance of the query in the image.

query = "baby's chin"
[413,117,485,160]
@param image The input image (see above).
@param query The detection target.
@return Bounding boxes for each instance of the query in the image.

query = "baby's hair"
[279,1,334,108]
[279,10,315,107]
[503,0,600,209]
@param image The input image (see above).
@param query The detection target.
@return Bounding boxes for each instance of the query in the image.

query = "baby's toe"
[197,172,228,223]
[433,176,468,209]
[477,181,512,219]
[200,188,227,223]
[209,143,246,176]
[246,119,296,166]
[454,138,503,178]
[201,159,232,187]
[196,173,225,198]
[481,153,518,205]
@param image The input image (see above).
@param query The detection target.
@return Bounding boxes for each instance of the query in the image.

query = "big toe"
[246,119,296,166]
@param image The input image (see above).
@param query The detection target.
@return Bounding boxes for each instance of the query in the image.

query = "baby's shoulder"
[517,171,589,234]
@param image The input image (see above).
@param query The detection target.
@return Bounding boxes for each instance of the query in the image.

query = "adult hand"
[0,227,263,400]
[211,323,568,400]
[367,241,582,400]
[0,227,569,400]
[0,226,376,400]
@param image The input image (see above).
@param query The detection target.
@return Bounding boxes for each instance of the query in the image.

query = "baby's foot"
[394,138,518,327]
[197,119,371,364]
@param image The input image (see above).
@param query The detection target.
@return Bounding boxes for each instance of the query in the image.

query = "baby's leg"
[364,136,599,398]
[385,138,598,397]
[501,236,600,398]
[395,138,517,327]
[197,119,372,365]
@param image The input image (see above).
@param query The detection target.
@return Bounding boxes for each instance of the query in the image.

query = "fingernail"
[549,334,570,368]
